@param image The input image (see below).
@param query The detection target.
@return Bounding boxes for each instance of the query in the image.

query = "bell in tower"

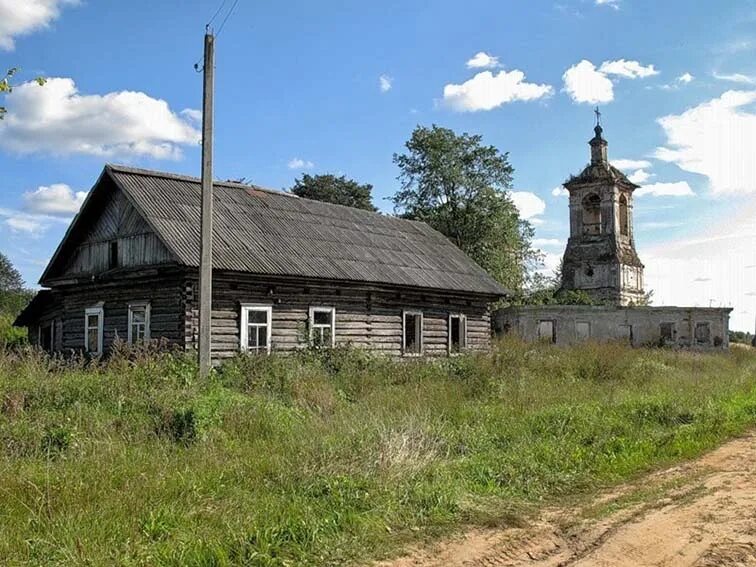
[559,112,646,305]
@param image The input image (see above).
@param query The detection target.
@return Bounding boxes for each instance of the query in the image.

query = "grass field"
[1,339,755,566]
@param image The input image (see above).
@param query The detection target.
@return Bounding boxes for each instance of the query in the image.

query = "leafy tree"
[392,125,538,292]
[0,253,32,315]
[1,67,46,120]
[289,174,377,212]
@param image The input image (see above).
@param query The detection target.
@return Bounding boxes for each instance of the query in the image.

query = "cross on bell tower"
[559,113,646,305]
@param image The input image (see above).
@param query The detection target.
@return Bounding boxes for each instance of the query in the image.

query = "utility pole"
[199,32,215,377]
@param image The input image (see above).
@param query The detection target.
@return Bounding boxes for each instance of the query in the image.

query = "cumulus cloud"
[466,52,500,69]
[533,238,564,247]
[562,60,615,104]
[635,181,695,197]
[563,59,658,104]
[595,0,620,9]
[23,183,87,215]
[551,186,569,197]
[0,0,77,50]
[0,77,201,159]
[599,59,659,79]
[654,90,756,194]
[612,159,652,170]
[677,72,694,84]
[510,191,546,224]
[0,207,69,237]
[379,74,393,93]
[180,108,202,123]
[628,169,653,184]
[287,157,314,170]
[642,201,756,331]
[442,69,553,112]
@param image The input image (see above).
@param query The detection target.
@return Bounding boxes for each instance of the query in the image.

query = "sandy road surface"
[381,432,756,567]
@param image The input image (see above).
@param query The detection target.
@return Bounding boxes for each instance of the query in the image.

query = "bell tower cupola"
[559,112,646,305]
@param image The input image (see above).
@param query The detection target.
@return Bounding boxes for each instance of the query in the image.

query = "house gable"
[40,171,178,285]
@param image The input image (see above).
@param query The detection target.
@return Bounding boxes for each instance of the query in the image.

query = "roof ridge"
[105,163,293,197]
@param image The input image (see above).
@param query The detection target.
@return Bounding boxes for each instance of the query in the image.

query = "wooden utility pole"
[199,32,215,377]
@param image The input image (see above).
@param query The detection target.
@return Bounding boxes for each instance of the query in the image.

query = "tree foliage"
[0,252,31,346]
[392,125,538,292]
[290,174,377,212]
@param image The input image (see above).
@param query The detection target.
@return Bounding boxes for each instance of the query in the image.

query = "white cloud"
[595,0,620,9]
[0,207,68,237]
[551,186,569,197]
[287,157,314,170]
[5,217,44,235]
[562,60,614,104]
[563,59,658,104]
[712,72,756,85]
[0,0,77,51]
[642,200,756,331]
[635,181,695,197]
[379,74,393,93]
[442,69,553,112]
[677,72,694,84]
[466,52,500,69]
[0,78,200,159]
[23,183,87,215]
[612,159,652,170]
[654,90,756,194]
[628,169,652,184]
[510,191,546,223]
[180,108,202,123]
[533,238,564,247]
[599,59,659,79]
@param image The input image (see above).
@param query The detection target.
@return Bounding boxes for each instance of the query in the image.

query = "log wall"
[183,274,492,359]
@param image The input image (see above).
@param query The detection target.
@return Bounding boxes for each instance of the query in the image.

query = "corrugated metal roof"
[103,164,507,297]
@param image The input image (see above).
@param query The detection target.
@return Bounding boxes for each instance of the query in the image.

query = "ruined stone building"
[497,121,731,349]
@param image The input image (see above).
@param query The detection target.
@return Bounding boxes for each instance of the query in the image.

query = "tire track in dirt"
[380,432,756,567]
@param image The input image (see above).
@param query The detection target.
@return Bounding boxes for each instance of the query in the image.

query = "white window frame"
[240,304,273,354]
[402,310,424,356]
[309,306,336,347]
[448,313,467,355]
[84,305,104,355]
[127,301,151,344]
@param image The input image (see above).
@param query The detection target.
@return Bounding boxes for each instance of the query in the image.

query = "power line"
[193,0,240,71]
[215,0,240,39]
[207,0,230,28]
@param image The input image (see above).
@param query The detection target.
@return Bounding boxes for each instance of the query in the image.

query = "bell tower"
[560,112,645,305]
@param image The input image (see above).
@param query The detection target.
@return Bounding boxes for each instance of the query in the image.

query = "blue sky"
[1,0,756,330]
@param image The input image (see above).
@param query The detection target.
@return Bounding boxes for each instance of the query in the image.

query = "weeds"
[0,338,754,565]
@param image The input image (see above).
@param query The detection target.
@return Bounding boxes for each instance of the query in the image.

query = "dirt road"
[382,432,756,567]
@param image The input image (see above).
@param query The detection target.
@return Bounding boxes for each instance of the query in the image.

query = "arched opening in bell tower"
[619,194,629,236]
[582,193,601,236]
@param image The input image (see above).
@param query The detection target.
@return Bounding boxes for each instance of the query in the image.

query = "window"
[575,321,591,341]
[582,193,602,236]
[617,324,633,344]
[241,304,272,354]
[660,322,676,344]
[309,306,335,347]
[695,322,711,345]
[403,311,423,355]
[109,241,119,269]
[448,314,467,354]
[537,320,556,343]
[84,306,104,355]
[39,320,54,352]
[619,194,629,236]
[128,302,151,344]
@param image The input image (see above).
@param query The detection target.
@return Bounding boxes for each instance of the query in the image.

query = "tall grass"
[1,339,755,566]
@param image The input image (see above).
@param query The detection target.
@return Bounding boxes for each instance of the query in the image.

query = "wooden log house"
[15,165,507,359]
